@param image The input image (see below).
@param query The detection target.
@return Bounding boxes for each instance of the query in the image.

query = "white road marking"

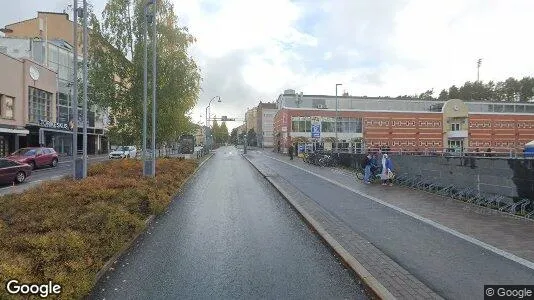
[260,153,534,271]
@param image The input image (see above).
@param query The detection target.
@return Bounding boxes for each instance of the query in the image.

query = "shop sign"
[38,120,70,130]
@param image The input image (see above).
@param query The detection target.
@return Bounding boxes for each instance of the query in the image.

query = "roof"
[3,11,71,28]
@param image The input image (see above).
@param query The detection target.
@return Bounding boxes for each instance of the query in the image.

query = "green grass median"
[0,158,197,299]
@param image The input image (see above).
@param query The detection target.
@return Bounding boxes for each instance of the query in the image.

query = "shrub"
[0,158,197,299]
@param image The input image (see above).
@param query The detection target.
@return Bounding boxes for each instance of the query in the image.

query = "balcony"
[447,130,468,139]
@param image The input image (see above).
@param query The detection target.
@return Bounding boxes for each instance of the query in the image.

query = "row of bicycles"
[301,151,340,167]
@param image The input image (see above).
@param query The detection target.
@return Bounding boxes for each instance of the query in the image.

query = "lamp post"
[335,83,342,152]
[150,0,157,176]
[205,96,221,149]
[81,0,89,178]
[71,0,80,179]
[142,0,156,177]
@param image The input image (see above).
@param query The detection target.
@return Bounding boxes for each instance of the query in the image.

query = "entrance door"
[448,140,463,152]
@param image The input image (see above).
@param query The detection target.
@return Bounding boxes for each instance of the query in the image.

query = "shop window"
[29,87,52,123]
[0,95,14,119]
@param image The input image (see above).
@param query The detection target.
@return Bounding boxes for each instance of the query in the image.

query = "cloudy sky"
[2,1,534,131]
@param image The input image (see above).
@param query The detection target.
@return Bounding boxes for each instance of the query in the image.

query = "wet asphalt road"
[89,146,366,299]
[248,151,534,300]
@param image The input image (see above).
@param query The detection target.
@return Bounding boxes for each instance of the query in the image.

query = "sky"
[2,0,534,131]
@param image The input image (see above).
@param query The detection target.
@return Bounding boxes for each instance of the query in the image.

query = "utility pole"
[72,0,80,179]
[82,0,88,178]
[142,2,149,176]
[335,83,342,152]
[477,58,482,82]
[151,0,157,177]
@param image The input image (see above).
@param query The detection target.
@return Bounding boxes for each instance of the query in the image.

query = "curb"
[92,153,215,287]
[242,153,396,300]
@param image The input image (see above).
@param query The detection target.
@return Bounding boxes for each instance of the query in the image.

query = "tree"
[230,128,238,144]
[247,129,257,146]
[438,89,449,101]
[519,77,534,102]
[219,122,229,143]
[449,85,460,99]
[89,0,201,146]
[418,89,434,100]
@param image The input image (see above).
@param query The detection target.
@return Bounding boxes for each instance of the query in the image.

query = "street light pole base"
[143,159,154,177]
[74,158,84,180]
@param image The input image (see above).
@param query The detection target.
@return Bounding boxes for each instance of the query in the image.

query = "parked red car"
[0,158,32,184]
[7,147,59,170]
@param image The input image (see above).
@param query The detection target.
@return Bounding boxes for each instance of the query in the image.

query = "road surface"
[89,146,366,299]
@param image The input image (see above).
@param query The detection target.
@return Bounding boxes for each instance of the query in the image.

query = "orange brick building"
[273,90,534,154]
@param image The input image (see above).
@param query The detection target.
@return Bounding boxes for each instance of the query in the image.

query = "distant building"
[256,102,277,147]
[1,11,84,53]
[273,89,534,154]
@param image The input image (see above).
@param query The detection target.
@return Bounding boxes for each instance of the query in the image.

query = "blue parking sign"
[311,124,321,138]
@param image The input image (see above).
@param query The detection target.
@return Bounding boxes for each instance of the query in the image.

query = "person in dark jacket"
[289,144,294,160]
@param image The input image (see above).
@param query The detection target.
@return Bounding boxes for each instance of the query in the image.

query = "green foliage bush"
[0,158,197,299]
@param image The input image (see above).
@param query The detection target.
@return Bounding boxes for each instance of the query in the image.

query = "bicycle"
[356,166,389,184]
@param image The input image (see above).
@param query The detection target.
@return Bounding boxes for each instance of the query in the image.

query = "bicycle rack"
[520,199,531,215]
[435,184,456,197]
[526,209,534,219]
[506,199,531,214]
[485,195,505,209]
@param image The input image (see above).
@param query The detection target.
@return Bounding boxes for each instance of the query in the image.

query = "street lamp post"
[150,0,157,176]
[205,96,221,149]
[81,0,89,178]
[335,83,342,152]
[142,2,149,176]
[72,0,80,179]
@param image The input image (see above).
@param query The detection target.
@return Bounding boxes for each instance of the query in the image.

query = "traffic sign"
[311,124,321,138]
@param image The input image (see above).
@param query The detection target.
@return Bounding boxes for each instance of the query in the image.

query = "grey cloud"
[199,50,275,121]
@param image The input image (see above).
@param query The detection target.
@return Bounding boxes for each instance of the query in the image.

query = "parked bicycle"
[355,166,391,184]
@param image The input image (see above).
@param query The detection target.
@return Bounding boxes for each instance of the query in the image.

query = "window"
[0,95,14,119]
[28,87,52,123]
[43,148,51,154]
[451,123,460,131]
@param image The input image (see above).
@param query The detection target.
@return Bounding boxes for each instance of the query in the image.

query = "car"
[7,147,58,170]
[109,146,137,159]
[0,159,32,184]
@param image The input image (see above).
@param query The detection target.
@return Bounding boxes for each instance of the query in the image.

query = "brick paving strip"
[243,154,443,300]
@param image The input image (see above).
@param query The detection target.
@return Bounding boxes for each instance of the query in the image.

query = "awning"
[0,127,30,135]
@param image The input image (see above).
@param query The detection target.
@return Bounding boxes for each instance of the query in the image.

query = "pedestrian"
[380,153,394,186]
[363,154,372,184]
[289,144,294,160]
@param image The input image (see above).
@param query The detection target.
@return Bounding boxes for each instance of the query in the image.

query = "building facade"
[0,52,59,156]
[255,102,277,148]
[273,89,534,154]
[0,37,108,155]
[1,12,84,53]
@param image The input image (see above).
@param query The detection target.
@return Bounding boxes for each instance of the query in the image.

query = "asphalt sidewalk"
[258,149,534,264]
[244,148,534,299]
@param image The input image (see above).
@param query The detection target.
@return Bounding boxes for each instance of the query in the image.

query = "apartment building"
[255,102,277,148]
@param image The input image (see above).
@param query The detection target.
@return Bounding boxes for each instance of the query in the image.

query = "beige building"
[1,12,83,52]
[255,102,277,147]
[245,107,257,133]
[0,52,58,156]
